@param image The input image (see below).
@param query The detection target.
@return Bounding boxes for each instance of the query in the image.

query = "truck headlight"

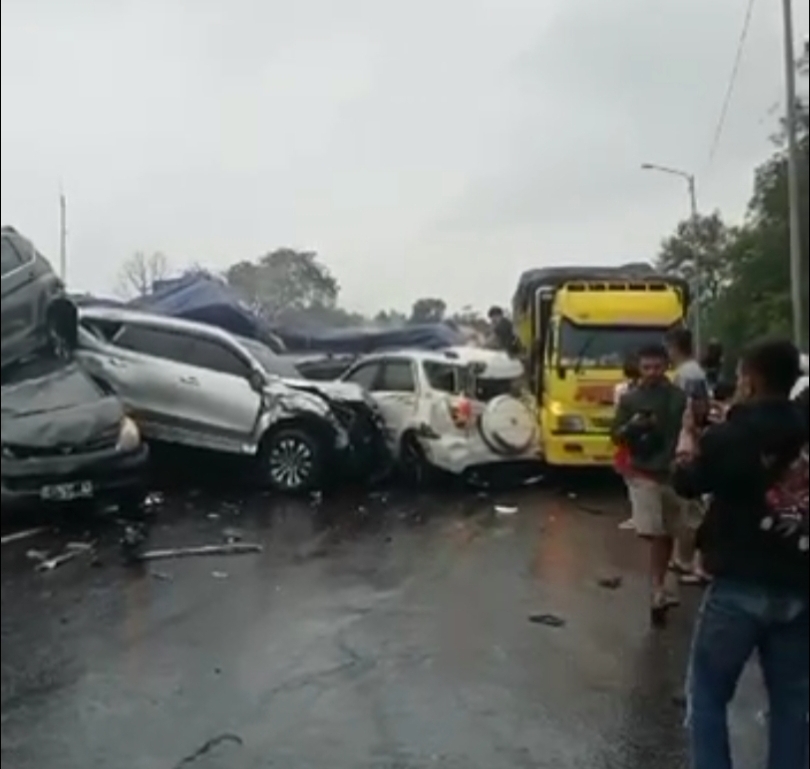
[557,414,586,433]
[116,417,141,452]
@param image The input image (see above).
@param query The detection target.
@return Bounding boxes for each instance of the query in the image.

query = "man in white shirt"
[665,328,709,584]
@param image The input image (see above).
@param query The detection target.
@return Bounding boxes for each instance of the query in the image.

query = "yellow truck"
[512,265,690,468]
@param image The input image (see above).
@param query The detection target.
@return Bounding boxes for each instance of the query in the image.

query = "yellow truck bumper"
[542,433,614,467]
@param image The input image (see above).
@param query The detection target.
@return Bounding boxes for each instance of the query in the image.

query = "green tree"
[658,41,808,356]
[226,248,339,319]
[409,297,446,324]
[656,211,736,308]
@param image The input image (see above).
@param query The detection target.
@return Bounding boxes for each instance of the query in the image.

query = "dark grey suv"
[1,226,76,370]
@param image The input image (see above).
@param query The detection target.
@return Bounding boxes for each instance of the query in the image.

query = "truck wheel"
[261,427,324,493]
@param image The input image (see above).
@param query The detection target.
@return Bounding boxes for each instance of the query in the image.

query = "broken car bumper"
[1,444,149,510]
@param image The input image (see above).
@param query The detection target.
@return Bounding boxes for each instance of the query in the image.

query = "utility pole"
[781,0,805,350]
[59,186,67,283]
[641,163,702,353]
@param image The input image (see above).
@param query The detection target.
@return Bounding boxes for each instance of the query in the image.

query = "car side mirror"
[248,369,266,392]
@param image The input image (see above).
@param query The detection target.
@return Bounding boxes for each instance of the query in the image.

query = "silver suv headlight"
[116,417,141,452]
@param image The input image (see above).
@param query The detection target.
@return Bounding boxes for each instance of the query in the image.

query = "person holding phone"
[612,343,687,626]
[673,338,808,769]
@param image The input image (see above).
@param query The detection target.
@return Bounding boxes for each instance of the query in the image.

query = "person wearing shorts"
[612,343,688,627]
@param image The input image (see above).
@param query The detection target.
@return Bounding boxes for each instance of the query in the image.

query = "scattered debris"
[206,512,221,521]
[25,549,49,563]
[120,523,150,563]
[1,527,48,546]
[494,505,518,516]
[36,549,82,572]
[143,492,164,508]
[222,527,243,543]
[523,474,545,486]
[135,542,263,562]
[597,576,623,590]
[172,733,244,769]
[150,570,172,581]
[211,571,229,579]
[66,541,95,553]
[528,613,566,628]
[618,519,635,530]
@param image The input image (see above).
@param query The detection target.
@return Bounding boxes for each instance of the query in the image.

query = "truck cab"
[513,265,689,467]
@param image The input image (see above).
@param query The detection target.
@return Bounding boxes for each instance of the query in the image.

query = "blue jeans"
[687,579,809,769]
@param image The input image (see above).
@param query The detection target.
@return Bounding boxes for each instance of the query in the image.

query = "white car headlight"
[116,416,141,452]
[557,414,586,433]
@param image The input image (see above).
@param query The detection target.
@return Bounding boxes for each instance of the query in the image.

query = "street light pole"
[641,163,702,353]
[781,0,805,349]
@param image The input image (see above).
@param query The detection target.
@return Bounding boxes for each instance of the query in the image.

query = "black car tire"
[260,427,324,494]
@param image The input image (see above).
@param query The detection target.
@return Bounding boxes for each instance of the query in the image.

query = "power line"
[707,0,757,167]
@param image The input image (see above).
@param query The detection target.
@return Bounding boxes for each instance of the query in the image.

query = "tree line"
[118,43,808,352]
[657,41,809,358]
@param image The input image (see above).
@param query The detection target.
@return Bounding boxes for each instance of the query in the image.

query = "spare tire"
[478,395,536,456]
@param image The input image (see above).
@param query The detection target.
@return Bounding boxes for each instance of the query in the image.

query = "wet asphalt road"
[2,478,767,769]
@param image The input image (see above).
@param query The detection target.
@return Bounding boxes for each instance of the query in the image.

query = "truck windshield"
[557,320,675,370]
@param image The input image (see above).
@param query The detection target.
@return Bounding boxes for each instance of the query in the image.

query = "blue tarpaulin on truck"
[273,322,464,354]
[128,274,284,351]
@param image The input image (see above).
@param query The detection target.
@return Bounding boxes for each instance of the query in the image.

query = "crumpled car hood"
[281,378,366,403]
[1,364,123,450]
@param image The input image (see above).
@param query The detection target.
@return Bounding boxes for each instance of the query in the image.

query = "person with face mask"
[673,338,808,769]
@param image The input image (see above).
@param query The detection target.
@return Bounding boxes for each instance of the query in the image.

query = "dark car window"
[186,338,251,378]
[113,325,194,363]
[344,362,382,390]
[422,361,466,394]
[377,360,416,392]
[1,238,23,276]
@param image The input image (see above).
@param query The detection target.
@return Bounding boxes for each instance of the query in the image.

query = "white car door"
[367,359,421,452]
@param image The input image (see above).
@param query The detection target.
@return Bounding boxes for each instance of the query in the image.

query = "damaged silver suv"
[74,307,359,493]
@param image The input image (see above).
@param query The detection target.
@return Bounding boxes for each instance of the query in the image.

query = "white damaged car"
[339,347,542,484]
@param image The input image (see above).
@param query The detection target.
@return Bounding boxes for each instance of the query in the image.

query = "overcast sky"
[2,0,808,314]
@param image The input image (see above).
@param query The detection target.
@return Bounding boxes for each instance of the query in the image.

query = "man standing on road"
[666,328,709,584]
[673,338,808,769]
[612,343,687,626]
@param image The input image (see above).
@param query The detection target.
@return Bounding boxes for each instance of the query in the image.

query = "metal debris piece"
[207,513,221,520]
[211,571,229,579]
[36,550,81,572]
[528,613,566,628]
[136,542,263,562]
[597,576,623,590]
[150,570,172,581]
[1,527,48,546]
[494,505,518,516]
[523,474,545,486]
[25,549,49,563]
[66,541,95,553]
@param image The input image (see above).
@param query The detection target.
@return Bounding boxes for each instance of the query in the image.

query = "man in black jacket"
[673,338,808,769]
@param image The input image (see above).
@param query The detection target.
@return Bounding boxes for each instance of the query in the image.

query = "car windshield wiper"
[568,333,600,373]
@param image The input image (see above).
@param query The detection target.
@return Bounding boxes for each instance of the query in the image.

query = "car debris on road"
[133,542,263,562]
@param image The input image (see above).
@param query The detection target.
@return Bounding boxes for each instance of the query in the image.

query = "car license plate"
[40,481,94,502]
